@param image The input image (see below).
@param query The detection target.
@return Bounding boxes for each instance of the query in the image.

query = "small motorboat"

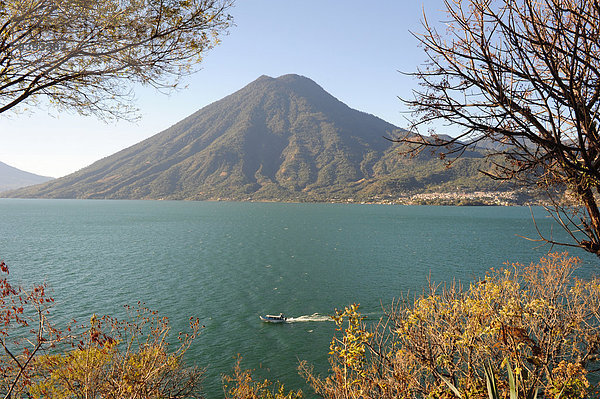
[260,313,287,323]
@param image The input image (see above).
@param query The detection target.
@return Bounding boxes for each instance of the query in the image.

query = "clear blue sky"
[0,1,446,177]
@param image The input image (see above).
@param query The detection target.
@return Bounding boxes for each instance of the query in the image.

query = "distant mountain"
[3,74,510,202]
[0,161,53,192]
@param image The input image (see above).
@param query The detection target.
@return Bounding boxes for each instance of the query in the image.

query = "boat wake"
[286,313,332,323]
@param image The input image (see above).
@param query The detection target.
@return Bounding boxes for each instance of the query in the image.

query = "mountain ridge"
[0,161,53,192]
[2,74,514,202]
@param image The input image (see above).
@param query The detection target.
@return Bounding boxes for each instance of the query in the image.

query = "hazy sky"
[0,1,446,177]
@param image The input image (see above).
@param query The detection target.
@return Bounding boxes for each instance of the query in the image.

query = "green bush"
[301,253,600,398]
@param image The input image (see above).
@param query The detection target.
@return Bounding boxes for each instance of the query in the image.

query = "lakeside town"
[334,190,550,206]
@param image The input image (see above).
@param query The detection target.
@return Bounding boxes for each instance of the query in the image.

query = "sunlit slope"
[4,74,500,201]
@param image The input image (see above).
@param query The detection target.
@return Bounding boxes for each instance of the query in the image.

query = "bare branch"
[0,0,234,120]
[400,0,600,256]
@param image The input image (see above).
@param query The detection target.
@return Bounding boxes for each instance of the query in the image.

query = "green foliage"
[441,360,540,399]
[301,253,600,399]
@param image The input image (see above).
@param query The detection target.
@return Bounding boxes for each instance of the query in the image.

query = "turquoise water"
[0,200,597,397]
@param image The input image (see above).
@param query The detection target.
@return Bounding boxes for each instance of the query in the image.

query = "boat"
[260,313,287,323]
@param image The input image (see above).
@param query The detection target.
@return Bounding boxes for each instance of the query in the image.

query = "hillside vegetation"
[3,74,523,203]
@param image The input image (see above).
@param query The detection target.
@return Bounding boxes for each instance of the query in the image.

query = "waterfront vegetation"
[299,253,600,399]
[1,252,599,398]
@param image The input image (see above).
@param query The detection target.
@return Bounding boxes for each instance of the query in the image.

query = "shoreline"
[0,189,552,206]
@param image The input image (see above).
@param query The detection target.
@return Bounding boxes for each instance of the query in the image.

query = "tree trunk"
[580,187,600,255]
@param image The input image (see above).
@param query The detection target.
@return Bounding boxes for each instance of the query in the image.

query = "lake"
[0,199,597,397]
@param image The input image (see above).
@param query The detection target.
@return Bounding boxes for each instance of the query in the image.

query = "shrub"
[301,253,600,398]
[0,260,60,399]
[28,304,204,399]
[0,259,203,399]
[223,355,303,399]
